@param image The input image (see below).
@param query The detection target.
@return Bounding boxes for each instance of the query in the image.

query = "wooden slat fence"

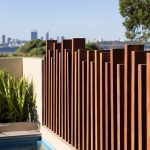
[43,38,150,150]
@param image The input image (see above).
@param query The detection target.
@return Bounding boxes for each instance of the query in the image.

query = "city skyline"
[0,31,67,48]
[0,30,127,45]
[0,0,126,41]
[0,31,64,43]
[0,30,51,42]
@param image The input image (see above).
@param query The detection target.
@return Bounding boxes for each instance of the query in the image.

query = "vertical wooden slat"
[53,46,56,133]
[141,65,147,150]
[48,50,53,129]
[61,47,64,138]
[74,51,78,148]
[55,49,60,135]
[110,49,124,150]
[147,53,150,150]
[49,50,54,129]
[138,65,142,150]
[42,57,44,125]
[100,51,110,150]
[64,49,67,141]
[117,64,124,150]
[86,50,94,150]
[50,57,53,130]
[71,47,74,146]
[58,52,61,136]
[90,61,95,150]
[94,50,100,150]
[78,50,81,150]
[86,51,90,150]
[141,64,146,150]
[46,50,51,128]
[43,56,46,125]
[45,51,48,127]
[131,51,146,150]
[47,51,51,129]
[72,38,86,51]
[67,51,72,144]
[138,64,146,150]
[78,49,86,150]
[124,45,144,150]
[105,62,111,150]
[82,61,87,150]
[131,52,135,150]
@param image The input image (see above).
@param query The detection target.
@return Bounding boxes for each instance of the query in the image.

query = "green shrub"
[86,42,99,50]
[16,40,46,57]
[0,70,36,123]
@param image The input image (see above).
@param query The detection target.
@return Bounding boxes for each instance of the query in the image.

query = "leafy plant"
[0,70,36,123]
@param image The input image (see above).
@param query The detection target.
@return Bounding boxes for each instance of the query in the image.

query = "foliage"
[0,70,36,123]
[17,40,46,56]
[119,0,150,43]
[0,54,10,57]
[0,53,25,57]
[86,42,99,50]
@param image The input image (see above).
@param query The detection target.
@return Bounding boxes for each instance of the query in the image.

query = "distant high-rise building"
[2,35,6,45]
[46,32,49,40]
[41,36,44,40]
[57,36,59,43]
[7,37,11,44]
[61,36,65,42]
[31,30,38,40]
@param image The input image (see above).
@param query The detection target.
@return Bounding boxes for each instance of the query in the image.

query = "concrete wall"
[23,58,43,125]
[0,58,23,80]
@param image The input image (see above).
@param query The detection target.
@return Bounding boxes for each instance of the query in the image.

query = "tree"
[86,42,99,50]
[17,40,46,56]
[119,0,150,43]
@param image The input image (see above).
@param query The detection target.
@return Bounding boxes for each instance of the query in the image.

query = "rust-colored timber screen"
[43,38,150,150]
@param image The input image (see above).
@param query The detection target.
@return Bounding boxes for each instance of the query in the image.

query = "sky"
[0,0,126,41]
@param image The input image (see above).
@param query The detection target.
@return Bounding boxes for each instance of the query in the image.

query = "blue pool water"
[0,139,55,150]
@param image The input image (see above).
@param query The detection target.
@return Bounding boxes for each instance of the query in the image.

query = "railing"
[43,38,150,150]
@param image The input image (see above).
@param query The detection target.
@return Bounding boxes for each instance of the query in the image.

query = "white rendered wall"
[23,58,43,125]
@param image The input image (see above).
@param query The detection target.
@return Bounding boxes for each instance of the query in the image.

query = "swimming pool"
[0,137,55,150]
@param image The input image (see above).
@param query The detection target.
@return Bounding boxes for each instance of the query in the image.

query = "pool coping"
[0,130,41,139]
[0,122,76,150]
[41,126,77,150]
[0,122,41,144]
